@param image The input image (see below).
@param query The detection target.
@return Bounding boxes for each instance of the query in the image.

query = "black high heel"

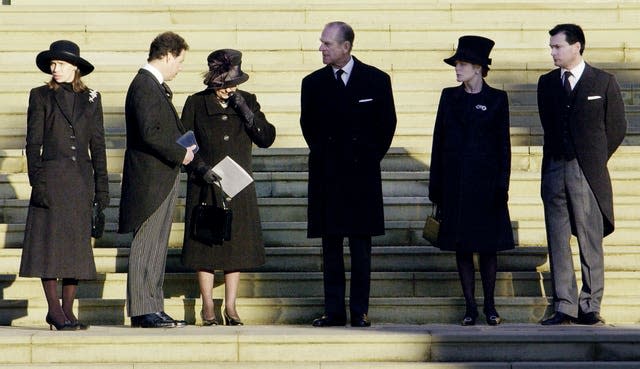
[69,321,89,330]
[46,314,76,331]
[484,307,502,326]
[200,310,219,326]
[223,309,243,326]
[461,308,478,326]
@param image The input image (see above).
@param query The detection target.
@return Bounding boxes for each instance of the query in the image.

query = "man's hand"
[182,144,197,165]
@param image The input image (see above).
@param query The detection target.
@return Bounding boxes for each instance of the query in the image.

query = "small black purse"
[91,202,105,239]
[191,183,232,246]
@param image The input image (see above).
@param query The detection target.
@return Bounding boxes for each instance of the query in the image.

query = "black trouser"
[321,235,372,318]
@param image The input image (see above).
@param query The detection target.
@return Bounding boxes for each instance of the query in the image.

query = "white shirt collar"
[561,59,585,83]
[143,63,164,84]
[332,56,354,83]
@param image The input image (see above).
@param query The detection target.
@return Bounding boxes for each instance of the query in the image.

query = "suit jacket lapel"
[572,63,596,108]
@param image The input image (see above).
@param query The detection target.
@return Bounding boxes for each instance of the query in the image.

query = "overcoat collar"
[138,68,185,132]
[52,86,90,127]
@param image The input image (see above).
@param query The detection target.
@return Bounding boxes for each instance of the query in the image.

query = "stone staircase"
[1,0,640,367]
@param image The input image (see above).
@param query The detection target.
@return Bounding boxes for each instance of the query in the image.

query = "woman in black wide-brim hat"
[19,40,109,330]
[428,36,515,326]
[180,49,276,326]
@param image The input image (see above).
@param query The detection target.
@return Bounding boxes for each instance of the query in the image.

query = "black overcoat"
[428,82,514,252]
[180,89,275,270]
[537,64,626,236]
[20,84,109,279]
[300,57,397,237]
[118,69,187,233]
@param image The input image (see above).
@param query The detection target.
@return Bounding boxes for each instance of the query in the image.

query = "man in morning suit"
[119,31,196,328]
[538,24,626,325]
[300,21,397,327]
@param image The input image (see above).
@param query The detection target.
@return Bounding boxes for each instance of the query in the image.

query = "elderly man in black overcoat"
[538,24,626,326]
[300,21,397,327]
[118,32,195,328]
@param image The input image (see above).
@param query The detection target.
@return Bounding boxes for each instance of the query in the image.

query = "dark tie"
[563,71,572,95]
[336,69,345,88]
[162,82,173,99]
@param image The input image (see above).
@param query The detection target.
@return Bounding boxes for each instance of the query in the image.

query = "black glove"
[228,92,255,128]
[94,192,109,211]
[30,181,49,208]
[202,167,221,184]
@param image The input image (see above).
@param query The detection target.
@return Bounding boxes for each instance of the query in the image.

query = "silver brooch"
[475,104,487,111]
[89,89,98,103]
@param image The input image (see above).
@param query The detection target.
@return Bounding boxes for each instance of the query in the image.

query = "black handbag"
[91,202,105,239]
[191,183,232,246]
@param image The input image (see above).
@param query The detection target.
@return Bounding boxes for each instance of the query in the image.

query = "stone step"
[3,270,639,300]
[1,324,639,367]
[0,217,639,248]
[1,294,639,326]
[3,195,640,225]
[2,245,639,274]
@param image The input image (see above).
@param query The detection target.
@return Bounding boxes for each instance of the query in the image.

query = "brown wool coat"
[180,89,276,271]
[20,84,109,279]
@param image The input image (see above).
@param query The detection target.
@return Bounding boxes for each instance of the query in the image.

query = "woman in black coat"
[181,49,275,326]
[429,36,514,326]
[19,40,109,330]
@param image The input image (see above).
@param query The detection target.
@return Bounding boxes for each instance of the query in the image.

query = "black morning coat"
[537,63,627,236]
[300,57,397,238]
[118,69,187,233]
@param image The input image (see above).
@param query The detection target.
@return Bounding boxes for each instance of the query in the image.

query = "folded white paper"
[211,156,254,199]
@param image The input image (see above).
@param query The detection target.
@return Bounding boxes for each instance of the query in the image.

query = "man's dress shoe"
[350,314,371,327]
[578,311,605,325]
[312,315,346,327]
[159,311,187,327]
[541,312,575,326]
[131,312,176,328]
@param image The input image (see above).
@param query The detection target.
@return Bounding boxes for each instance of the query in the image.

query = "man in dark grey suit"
[119,31,195,328]
[300,21,397,328]
[537,24,626,325]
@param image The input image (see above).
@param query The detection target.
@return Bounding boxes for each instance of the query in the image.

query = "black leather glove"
[228,92,255,128]
[94,192,109,211]
[202,167,221,184]
[30,181,49,208]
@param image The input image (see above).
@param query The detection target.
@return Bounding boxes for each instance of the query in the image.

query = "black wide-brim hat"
[36,40,94,76]
[444,35,495,69]
[204,48,249,89]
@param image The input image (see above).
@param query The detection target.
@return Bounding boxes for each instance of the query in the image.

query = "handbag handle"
[198,180,228,210]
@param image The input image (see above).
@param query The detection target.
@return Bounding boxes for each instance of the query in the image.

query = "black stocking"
[455,251,477,315]
[42,278,66,324]
[62,278,79,322]
[479,252,498,315]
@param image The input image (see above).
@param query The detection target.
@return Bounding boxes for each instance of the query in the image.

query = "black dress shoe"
[131,312,176,328]
[483,307,502,326]
[541,312,575,326]
[578,311,605,325]
[312,314,346,327]
[159,311,187,327]
[350,314,371,327]
[461,308,478,326]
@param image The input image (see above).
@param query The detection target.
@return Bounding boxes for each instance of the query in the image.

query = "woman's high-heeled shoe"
[69,321,89,330]
[484,307,502,326]
[200,310,219,326]
[461,308,478,326]
[223,309,243,326]
[46,314,76,331]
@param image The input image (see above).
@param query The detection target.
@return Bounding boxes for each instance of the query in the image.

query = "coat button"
[70,145,76,150]
[221,115,228,121]
[71,156,76,161]
[223,135,230,141]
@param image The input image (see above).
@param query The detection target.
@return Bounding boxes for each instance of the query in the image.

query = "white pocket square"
[358,98,373,103]
[587,95,602,100]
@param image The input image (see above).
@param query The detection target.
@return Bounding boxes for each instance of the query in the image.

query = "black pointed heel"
[201,310,219,326]
[223,309,243,326]
[46,314,76,331]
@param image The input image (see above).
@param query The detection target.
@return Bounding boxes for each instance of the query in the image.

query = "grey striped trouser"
[126,175,180,317]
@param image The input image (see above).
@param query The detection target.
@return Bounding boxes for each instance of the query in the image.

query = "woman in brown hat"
[19,40,109,330]
[428,36,514,326]
[181,49,276,325]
